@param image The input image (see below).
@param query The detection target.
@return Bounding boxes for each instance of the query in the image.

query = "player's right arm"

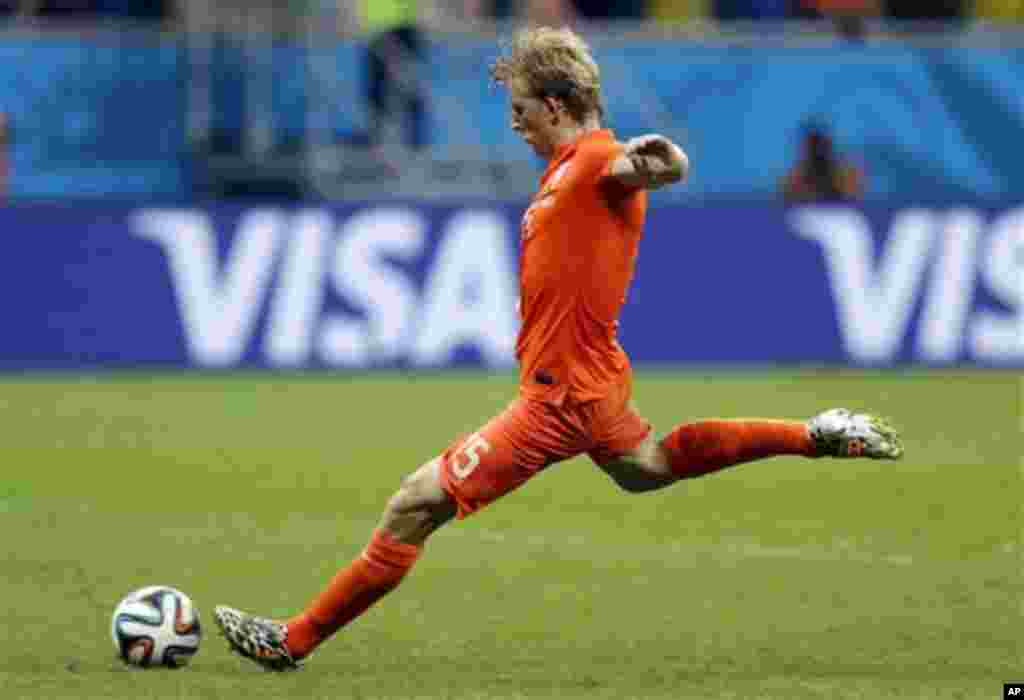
[604,134,689,191]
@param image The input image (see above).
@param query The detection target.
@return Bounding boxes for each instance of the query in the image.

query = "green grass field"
[0,370,1019,700]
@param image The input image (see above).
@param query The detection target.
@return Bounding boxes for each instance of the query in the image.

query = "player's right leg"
[213,458,453,670]
[214,398,582,671]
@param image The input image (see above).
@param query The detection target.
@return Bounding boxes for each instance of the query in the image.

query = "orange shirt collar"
[544,128,613,180]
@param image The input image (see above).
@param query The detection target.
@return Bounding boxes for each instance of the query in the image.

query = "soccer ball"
[111,586,201,668]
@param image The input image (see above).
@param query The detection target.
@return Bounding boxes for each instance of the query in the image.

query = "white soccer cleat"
[213,605,300,671]
[807,408,904,459]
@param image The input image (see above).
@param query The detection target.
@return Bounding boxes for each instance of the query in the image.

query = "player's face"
[508,79,557,158]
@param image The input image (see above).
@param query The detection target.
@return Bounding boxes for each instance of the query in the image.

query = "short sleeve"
[575,140,623,185]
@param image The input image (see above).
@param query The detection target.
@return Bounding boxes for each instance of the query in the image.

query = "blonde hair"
[490,26,604,124]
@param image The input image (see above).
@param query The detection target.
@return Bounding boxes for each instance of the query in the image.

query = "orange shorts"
[438,377,651,518]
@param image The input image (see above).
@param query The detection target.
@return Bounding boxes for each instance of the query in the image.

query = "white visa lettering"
[320,207,425,366]
[916,209,982,362]
[133,208,285,367]
[411,209,518,367]
[970,207,1024,362]
[791,207,936,363]
[264,209,332,367]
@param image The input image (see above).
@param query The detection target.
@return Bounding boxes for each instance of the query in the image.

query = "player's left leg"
[656,408,903,478]
[594,417,820,492]
[587,380,902,492]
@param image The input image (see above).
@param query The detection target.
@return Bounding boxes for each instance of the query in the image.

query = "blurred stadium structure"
[0,2,1020,370]
[0,1,1022,202]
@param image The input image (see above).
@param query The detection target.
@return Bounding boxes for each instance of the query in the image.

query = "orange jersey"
[516,129,647,405]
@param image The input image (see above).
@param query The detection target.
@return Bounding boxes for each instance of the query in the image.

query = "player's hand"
[624,135,689,188]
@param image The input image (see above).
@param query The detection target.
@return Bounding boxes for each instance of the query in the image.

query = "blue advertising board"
[1,201,1020,369]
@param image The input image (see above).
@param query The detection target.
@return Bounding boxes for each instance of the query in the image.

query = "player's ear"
[542,96,562,123]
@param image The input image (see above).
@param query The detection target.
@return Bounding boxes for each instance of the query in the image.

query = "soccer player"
[213,27,903,670]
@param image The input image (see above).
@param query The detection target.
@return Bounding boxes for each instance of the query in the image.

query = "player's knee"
[387,467,436,515]
[381,492,434,533]
[599,447,676,494]
[612,473,673,494]
[381,458,455,542]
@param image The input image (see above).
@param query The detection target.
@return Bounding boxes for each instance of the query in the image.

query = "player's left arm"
[604,134,689,191]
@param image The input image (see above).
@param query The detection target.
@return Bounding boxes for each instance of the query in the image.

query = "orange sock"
[660,419,816,479]
[285,528,420,658]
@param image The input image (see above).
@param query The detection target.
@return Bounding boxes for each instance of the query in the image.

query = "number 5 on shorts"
[452,433,492,480]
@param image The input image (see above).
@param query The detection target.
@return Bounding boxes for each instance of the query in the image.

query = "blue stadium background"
[0,10,1020,369]
[2,38,1023,201]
